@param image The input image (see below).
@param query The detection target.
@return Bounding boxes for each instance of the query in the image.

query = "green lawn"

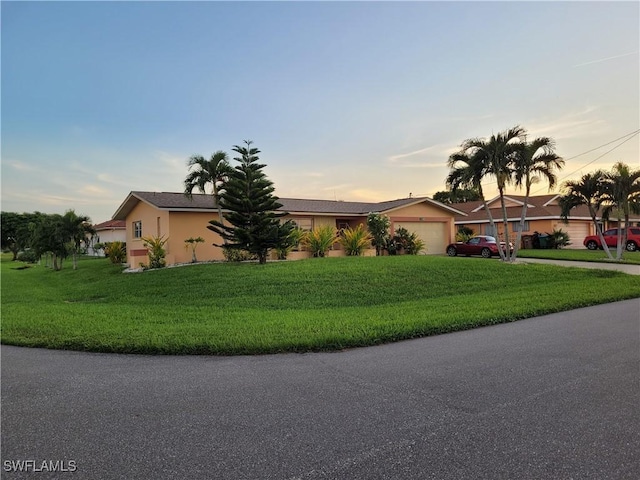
[2,254,639,355]
[517,248,640,264]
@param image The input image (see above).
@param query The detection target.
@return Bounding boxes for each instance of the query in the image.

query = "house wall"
[388,203,457,254]
[459,219,595,249]
[89,228,126,256]
[167,211,225,263]
[125,202,170,267]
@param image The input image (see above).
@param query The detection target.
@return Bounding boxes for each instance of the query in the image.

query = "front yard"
[2,254,639,355]
[517,248,640,264]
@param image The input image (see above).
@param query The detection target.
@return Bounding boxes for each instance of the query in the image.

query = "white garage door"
[395,222,448,255]
[553,222,590,249]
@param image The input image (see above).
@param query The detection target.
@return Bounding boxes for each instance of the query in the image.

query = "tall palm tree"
[62,210,94,270]
[446,148,502,247]
[451,126,526,261]
[601,162,640,259]
[184,151,232,244]
[512,136,564,258]
[559,171,613,260]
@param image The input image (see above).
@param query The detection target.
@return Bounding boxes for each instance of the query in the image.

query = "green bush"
[222,246,258,262]
[550,228,571,249]
[103,241,126,264]
[141,235,168,269]
[339,224,373,256]
[394,227,426,255]
[275,227,306,260]
[304,225,337,257]
[17,250,39,263]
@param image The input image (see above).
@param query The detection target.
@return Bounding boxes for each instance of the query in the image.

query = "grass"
[516,248,640,264]
[2,254,639,355]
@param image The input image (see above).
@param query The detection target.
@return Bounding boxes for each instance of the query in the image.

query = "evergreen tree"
[207,140,292,264]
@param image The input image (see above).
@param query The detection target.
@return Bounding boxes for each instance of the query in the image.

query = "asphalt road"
[2,299,639,480]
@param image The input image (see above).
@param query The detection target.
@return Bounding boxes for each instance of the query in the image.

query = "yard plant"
[2,254,639,355]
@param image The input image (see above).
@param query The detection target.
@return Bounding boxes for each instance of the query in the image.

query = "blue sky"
[2,1,638,223]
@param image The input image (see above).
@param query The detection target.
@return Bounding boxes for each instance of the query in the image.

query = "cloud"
[6,160,37,172]
[388,143,458,168]
[573,51,639,68]
[78,184,109,196]
[527,107,606,140]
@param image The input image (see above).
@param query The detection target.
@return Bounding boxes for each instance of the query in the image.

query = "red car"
[446,235,512,258]
[583,227,640,252]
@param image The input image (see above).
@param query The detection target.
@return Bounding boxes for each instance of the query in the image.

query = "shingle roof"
[450,194,623,223]
[112,191,466,220]
[93,220,126,230]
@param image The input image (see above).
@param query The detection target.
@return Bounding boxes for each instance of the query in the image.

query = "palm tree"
[559,171,613,260]
[450,126,526,261]
[62,210,94,270]
[601,162,640,259]
[512,136,564,258]
[184,151,232,243]
[446,148,502,248]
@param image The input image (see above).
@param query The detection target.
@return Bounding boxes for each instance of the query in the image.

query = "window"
[512,221,530,232]
[133,221,142,239]
[484,224,497,237]
[293,218,312,231]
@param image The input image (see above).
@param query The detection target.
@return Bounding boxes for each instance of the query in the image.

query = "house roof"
[450,194,640,224]
[93,219,126,230]
[112,191,467,220]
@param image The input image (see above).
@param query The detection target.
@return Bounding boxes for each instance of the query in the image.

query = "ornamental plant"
[184,236,205,263]
[304,225,337,257]
[339,224,373,256]
[142,235,168,269]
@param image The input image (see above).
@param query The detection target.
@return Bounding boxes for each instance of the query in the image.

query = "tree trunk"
[498,187,510,262]
[480,194,505,261]
[213,184,228,246]
[73,251,78,270]
[589,207,613,260]
[512,184,531,261]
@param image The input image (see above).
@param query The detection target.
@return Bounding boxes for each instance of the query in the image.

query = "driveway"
[517,257,640,275]
[2,299,639,479]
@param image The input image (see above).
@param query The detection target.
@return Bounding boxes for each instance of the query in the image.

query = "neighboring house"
[88,220,126,256]
[112,191,466,266]
[451,194,640,249]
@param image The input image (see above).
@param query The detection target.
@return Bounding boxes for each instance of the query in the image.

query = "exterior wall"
[89,228,126,256]
[167,211,226,264]
[458,219,595,249]
[126,202,170,267]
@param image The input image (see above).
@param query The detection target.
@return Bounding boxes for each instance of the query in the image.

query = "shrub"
[394,227,426,255]
[141,235,168,269]
[339,224,373,256]
[222,246,258,262]
[17,250,39,263]
[550,228,571,249]
[304,225,337,257]
[367,213,391,256]
[275,227,307,260]
[103,241,126,264]
[456,226,474,242]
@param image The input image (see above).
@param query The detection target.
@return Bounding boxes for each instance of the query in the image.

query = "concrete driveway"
[517,257,640,275]
[2,299,639,479]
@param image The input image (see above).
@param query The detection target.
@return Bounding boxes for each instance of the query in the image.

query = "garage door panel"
[553,222,590,249]
[395,222,447,255]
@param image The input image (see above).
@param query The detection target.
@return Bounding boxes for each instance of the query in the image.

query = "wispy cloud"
[527,107,606,140]
[573,51,638,68]
[6,160,37,172]
[388,143,457,168]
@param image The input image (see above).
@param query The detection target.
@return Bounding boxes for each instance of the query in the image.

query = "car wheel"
[626,241,638,252]
[446,246,457,257]
[586,240,598,250]
[481,248,492,259]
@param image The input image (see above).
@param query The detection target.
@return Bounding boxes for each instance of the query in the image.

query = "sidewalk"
[517,257,640,275]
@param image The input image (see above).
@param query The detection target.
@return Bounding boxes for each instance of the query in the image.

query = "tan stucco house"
[112,191,466,266]
[451,194,640,248]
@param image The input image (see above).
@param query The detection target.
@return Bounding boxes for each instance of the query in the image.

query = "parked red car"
[446,235,513,258]
[583,228,640,252]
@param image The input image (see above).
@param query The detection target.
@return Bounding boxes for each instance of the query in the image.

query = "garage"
[553,221,590,249]
[394,221,448,255]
